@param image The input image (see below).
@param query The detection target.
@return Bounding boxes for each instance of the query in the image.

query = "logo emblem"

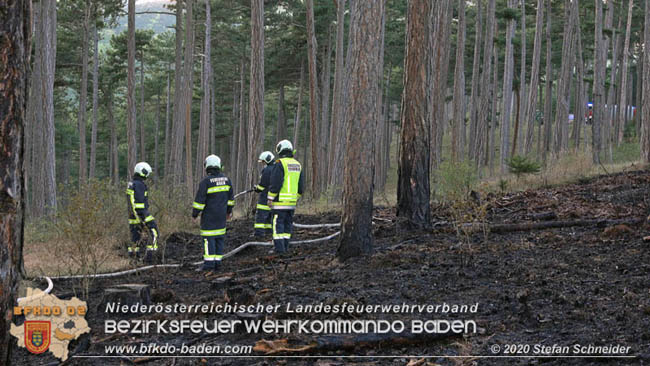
[25,321,51,354]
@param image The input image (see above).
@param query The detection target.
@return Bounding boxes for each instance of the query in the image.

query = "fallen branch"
[486,218,643,234]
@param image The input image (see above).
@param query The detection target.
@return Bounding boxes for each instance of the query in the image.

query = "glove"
[145,220,158,230]
[253,186,263,193]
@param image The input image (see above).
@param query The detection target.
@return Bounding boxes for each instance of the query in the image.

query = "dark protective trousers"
[202,236,225,270]
[254,208,273,237]
[129,223,158,255]
[272,209,294,253]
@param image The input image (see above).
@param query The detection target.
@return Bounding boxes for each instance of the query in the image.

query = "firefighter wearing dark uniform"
[253,151,275,238]
[192,155,235,271]
[267,140,304,254]
[126,161,159,263]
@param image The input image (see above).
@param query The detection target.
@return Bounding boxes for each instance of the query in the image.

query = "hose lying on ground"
[16,276,54,303]
[48,229,341,280]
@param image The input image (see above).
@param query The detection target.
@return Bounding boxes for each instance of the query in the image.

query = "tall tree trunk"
[319,26,333,189]
[516,0,527,155]
[294,60,305,153]
[542,0,553,164]
[230,79,239,188]
[616,0,633,145]
[338,0,384,261]
[276,83,286,141]
[642,0,650,162]
[397,0,431,229]
[572,24,586,151]
[127,0,138,176]
[196,0,212,181]
[237,60,247,193]
[90,23,99,179]
[171,0,184,184]
[27,2,43,217]
[78,4,91,184]
[246,0,265,214]
[476,0,496,166]
[451,0,466,162]
[306,0,320,199]
[0,1,30,362]
[552,0,577,156]
[155,95,161,178]
[524,0,544,154]
[374,1,387,189]
[500,0,516,174]
[164,68,171,176]
[140,49,146,162]
[429,0,451,171]
[183,0,195,192]
[604,1,619,163]
[593,0,606,164]
[489,43,499,174]
[109,92,119,184]
[467,0,483,161]
[327,0,346,195]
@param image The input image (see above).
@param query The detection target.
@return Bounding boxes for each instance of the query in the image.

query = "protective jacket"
[192,171,235,236]
[268,154,304,210]
[255,162,275,210]
[126,175,155,225]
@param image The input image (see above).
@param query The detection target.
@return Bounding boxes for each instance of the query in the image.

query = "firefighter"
[126,162,159,263]
[253,151,275,238]
[267,140,304,254]
[192,155,235,271]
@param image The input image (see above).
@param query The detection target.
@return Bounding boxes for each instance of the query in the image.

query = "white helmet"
[258,151,275,164]
[275,139,293,154]
[134,162,152,178]
[204,154,222,170]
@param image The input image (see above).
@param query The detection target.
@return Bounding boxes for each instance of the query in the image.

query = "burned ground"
[11,170,650,366]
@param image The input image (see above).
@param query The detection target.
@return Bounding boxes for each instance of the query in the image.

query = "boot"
[143,250,154,264]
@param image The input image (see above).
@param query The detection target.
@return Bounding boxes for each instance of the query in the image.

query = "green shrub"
[435,160,479,201]
[507,155,541,180]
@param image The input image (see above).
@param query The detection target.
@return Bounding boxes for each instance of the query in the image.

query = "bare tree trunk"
[429,0,451,171]
[338,0,384,261]
[328,0,346,194]
[246,0,265,214]
[397,0,431,229]
[542,0,553,164]
[90,23,99,179]
[164,68,171,176]
[451,0,466,162]
[109,93,119,184]
[237,60,247,193]
[642,0,650,163]
[467,0,483,161]
[78,4,91,184]
[294,61,305,153]
[154,95,161,178]
[616,0,633,146]
[553,0,577,156]
[0,1,29,362]
[593,0,606,165]
[604,1,619,163]
[183,0,195,192]
[24,3,37,214]
[127,0,138,176]
[489,43,499,175]
[524,0,544,154]
[374,2,387,189]
[277,83,287,141]
[500,0,516,173]
[573,24,586,151]
[319,26,333,189]
[196,0,212,181]
[230,79,239,188]
[636,42,643,139]
[306,0,320,199]
[476,0,496,166]
[170,0,184,184]
[140,49,146,162]
[516,0,527,155]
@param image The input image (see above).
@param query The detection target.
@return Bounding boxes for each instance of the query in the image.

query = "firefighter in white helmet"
[192,155,235,271]
[252,151,275,238]
[126,162,159,263]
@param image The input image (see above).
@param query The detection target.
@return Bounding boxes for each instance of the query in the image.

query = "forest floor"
[11,170,650,366]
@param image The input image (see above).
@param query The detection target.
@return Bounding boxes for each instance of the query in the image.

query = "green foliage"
[435,160,479,201]
[498,179,509,193]
[507,155,541,180]
[498,7,520,21]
